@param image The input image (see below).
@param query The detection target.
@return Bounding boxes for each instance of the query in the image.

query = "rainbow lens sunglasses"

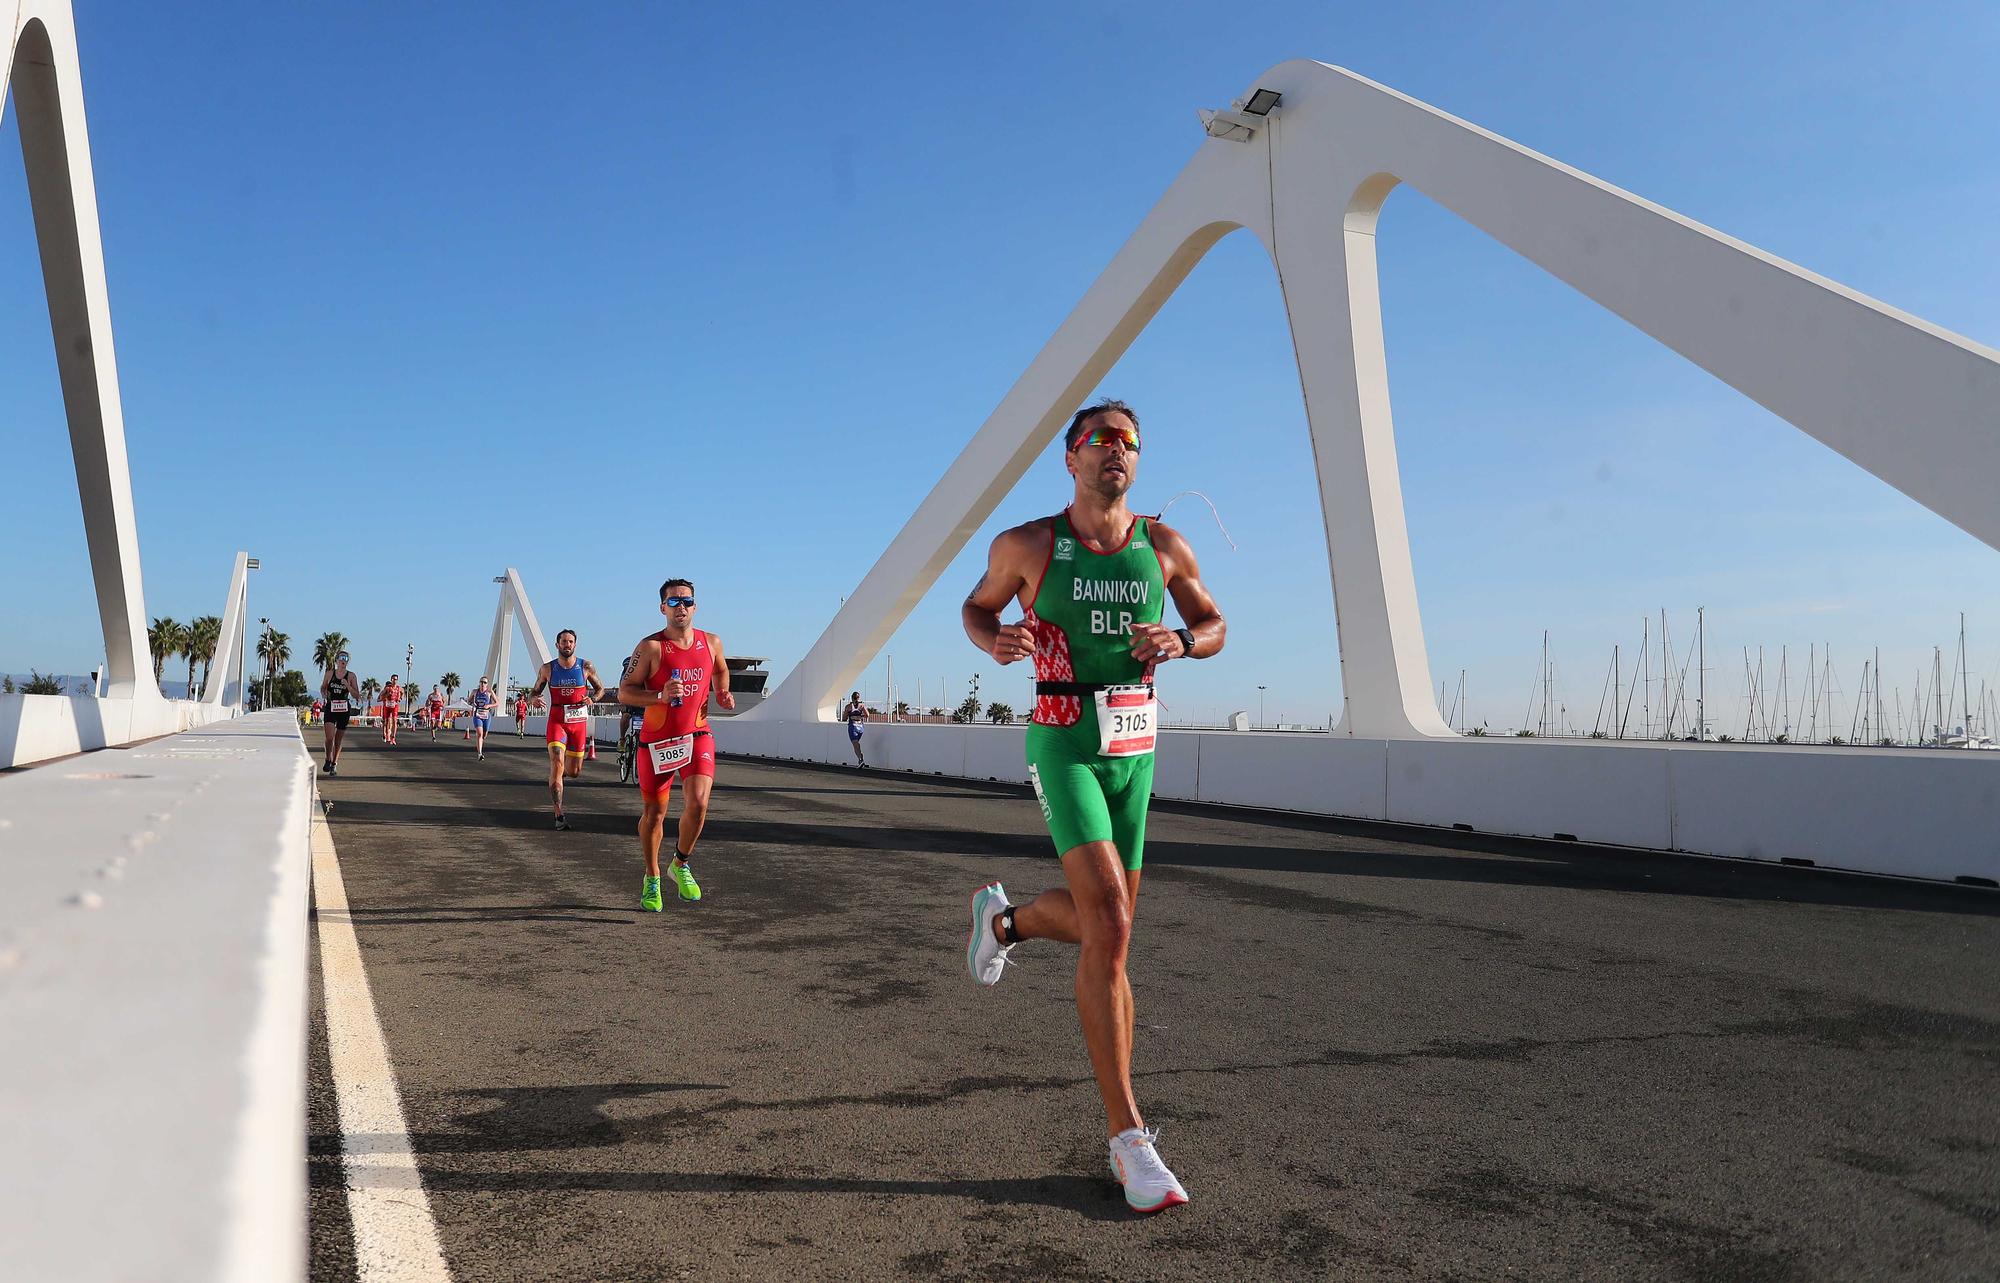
[664,595,696,608]
[1075,424,1140,452]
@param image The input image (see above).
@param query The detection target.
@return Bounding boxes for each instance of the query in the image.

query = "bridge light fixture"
[245,557,260,570]
[1198,107,1258,142]
[1242,88,1282,116]
[1200,87,1280,142]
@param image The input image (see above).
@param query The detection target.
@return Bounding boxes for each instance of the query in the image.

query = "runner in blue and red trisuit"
[524,630,605,830]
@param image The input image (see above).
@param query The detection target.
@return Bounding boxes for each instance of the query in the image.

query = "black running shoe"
[555,815,571,831]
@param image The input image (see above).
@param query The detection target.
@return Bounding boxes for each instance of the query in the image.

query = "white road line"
[312,810,454,1282]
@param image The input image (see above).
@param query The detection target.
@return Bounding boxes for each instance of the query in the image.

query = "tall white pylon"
[749,59,2000,739]
[4,1,157,701]
[482,568,551,694]
[202,551,251,708]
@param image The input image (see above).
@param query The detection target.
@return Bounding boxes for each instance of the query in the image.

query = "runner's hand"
[717,690,736,710]
[660,679,687,700]
[1129,622,1182,663]
[991,622,1035,664]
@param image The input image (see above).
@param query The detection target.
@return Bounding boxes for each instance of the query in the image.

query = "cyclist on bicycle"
[617,655,644,782]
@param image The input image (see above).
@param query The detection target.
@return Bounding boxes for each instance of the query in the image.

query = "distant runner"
[318,651,358,776]
[514,692,529,737]
[525,630,605,830]
[468,676,498,760]
[843,691,868,767]
[959,399,1224,1214]
[380,675,403,745]
[426,685,446,740]
[619,578,734,911]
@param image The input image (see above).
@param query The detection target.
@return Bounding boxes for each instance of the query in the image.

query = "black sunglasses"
[664,595,696,608]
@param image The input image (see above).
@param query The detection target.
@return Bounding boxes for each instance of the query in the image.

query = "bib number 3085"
[647,734,694,774]
[1095,686,1156,758]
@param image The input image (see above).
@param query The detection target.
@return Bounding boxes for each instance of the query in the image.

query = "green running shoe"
[640,875,663,913]
[670,860,701,902]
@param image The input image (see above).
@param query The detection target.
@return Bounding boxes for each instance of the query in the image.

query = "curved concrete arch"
[481,567,553,692]
[1265,57,2000,552]
[5,1,153,701]
[754,57,1999,744]
[748,132,1277,724]
[2,1,238,766]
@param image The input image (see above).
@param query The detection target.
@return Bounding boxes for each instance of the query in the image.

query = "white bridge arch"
[1,0,244,767]
[733,60,2000,883]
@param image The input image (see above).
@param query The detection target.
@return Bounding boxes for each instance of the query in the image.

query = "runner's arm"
[618,641,663,708]
[1135,522,1226,663]
[583,660,606,702]
[524,662,550,702]
[962,524,1041,664]
[710,634,735,710]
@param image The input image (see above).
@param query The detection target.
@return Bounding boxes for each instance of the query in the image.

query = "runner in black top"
[843,691,869,766]
[319,651,358,776]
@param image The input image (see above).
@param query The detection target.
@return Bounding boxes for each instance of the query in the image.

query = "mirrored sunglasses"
[1076,425,1140,452]
[665,595,696,608]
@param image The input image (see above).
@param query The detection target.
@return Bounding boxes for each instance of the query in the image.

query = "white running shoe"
[1109,1127,1189,1214]
[965,882,1014,985]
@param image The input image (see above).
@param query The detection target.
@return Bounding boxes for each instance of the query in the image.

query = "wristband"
[1173,627,1197,658]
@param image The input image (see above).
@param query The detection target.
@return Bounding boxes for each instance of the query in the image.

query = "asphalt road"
[310,726,2000,1281]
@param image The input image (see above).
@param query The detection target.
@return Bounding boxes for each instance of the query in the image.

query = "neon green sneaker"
[670,860,701,902]
[640,875,663,912]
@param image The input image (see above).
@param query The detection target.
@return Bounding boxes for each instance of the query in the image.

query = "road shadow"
[341,904,636,926]
[332,1162,1131,1220]
[326,777,2000,918]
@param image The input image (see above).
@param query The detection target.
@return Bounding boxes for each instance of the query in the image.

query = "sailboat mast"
[1641,619,1652,739]
[1960,613,1973,735]
[1696,607,1706,741]
[1874,646,1882,746]
[1934,647,1945,744]
[1784,643,1800,735]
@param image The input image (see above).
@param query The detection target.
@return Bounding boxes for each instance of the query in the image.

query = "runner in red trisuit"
[618,578,733,911]
[380,675,403,744]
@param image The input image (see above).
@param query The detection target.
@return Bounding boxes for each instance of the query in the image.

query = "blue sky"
[3,1,1996,734]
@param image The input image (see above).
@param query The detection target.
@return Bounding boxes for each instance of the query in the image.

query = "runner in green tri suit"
[959,398,1225,1214]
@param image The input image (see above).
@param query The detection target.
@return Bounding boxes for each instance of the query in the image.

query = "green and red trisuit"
[1026,511,1165,871]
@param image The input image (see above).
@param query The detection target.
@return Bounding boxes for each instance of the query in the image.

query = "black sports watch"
[1173,627,1197,658]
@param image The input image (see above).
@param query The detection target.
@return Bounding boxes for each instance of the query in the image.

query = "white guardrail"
[0,692,240,769]
[0,711,313,1282]
[719,719,2000,888]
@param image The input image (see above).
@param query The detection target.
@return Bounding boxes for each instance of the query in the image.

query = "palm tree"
[177,618,206,698]
[313,632,349,672]
[256,628,291,703]
[187,616,222,697]
[148,617,183,682]
[441,672,461,706]
[359,676,380,709]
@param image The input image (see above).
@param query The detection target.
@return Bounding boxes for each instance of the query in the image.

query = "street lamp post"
[1257,685,1267,730]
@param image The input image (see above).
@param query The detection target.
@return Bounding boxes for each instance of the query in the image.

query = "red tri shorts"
[546,704,591,756]
[637,730,716,797]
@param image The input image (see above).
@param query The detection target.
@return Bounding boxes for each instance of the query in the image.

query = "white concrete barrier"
[0,692,238,769]
[723,723,2000,887]
[0,711,313,1282]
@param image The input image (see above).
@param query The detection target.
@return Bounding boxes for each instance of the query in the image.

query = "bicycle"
[617,715,641,784]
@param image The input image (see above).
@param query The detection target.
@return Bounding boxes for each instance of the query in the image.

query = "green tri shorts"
[1024,719,1155,871]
